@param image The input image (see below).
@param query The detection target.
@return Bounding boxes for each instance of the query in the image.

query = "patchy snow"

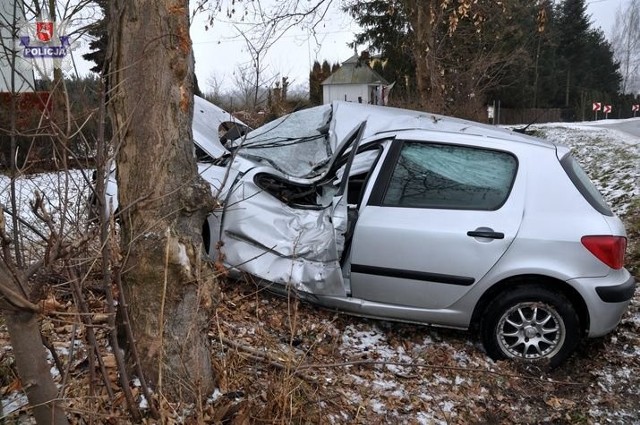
[208,388,223,403]
[1,391,28,417]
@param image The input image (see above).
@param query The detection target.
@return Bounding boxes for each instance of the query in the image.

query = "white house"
[321,54,390,105]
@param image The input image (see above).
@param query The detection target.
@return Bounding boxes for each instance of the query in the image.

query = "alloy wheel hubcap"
[496,302,565,360]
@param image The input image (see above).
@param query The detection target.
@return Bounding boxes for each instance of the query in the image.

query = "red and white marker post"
[593,102,601,120]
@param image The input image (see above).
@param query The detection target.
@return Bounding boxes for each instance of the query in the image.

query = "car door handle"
[467,230,505,239]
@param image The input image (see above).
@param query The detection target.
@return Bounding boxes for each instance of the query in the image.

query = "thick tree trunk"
[5,310,69,425]
[107,0,217,403]
[406,0,445,112]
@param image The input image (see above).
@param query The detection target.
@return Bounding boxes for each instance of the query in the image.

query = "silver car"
[116,98,636,367]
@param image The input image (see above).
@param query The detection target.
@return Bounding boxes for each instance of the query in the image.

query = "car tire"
[480,285,580,368]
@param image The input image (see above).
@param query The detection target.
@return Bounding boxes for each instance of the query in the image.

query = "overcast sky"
[189,3,358,94]
[586,0,629,35]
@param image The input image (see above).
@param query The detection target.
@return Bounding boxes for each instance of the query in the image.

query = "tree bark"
[107,0,217,403]
[405,0,445,111]
[4,309,69,425]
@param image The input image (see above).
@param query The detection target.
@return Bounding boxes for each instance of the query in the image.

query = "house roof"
[321,54,389,86]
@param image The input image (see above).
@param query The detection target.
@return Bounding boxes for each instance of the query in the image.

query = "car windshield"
[232,105,333,177]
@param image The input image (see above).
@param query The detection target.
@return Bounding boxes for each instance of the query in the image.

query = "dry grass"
[1,262,639,423]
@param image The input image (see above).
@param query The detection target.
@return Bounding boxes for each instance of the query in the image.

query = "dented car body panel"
[207,120,367,295]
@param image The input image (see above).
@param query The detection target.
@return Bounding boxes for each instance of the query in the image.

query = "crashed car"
[201,100,636,367]
[108,97,636,366]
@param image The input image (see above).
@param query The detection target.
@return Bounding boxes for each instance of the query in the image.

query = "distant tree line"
[342,0,635,121]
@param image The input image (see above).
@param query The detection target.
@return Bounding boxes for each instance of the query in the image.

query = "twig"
[58,321,78,397]
[69,271,115,400]
[93,76,151,422]
[217,336,317,383]
[158,227,171,395]
[41,330,65,378]
[115,267,160,419]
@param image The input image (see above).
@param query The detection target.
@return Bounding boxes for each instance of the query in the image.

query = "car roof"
[330,101,558,151]
[193,95,248,158]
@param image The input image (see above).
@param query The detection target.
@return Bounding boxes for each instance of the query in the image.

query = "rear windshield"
[560,154,613,216]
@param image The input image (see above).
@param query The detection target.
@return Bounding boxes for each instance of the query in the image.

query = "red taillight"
[581,236,627,269]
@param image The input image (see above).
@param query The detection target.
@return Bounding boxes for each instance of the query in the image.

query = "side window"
[333,148,382,204]
[383,142,517,210]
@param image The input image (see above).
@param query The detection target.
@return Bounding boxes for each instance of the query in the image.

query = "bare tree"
[231,63,259,109]
[194,0,335,109]
[234,23,277,110]
[229,1,301,110]
[611,0,640,94]
[205,70,226,104]
[106,0,217,404]
[392,0,520,114]
[194,0,336,33]
[0,1,96,422]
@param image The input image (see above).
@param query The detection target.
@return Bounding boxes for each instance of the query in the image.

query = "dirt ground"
[4,271,637,424]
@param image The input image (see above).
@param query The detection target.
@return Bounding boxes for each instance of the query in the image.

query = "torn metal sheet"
[218,167,346,296]
[192,95,248,159]
[213,121,366,294]
[231,105,334,177]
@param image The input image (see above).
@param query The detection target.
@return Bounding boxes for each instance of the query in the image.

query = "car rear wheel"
[480,286,580,367]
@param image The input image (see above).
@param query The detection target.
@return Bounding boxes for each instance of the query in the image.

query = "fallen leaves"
[545,396,576,410]
[0,276,639,423]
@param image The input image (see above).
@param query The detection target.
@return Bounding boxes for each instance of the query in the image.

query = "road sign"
[592,102,601,111]
[603,105,612,113]
[633,104,639,112]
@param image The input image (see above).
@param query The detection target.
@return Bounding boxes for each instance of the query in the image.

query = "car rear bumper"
[571,272,637,337]
[596,275,637,303]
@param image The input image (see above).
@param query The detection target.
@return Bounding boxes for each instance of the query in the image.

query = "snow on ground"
[0,169,93,263]
[530,119,640,217]
[0,121,639,423]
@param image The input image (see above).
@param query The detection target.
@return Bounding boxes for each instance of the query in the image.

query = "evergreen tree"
[555,0,620,111]
[345,0,414,100]
[487,1,562,109]
[556,0,592,107]
[344,0,537,118]
[308,60,339,105]
[582,29,621,95]
[345,0,621,119]
[82,0,108,74]
[309,61,323,105]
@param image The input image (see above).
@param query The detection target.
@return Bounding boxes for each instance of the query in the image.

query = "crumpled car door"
[216,122,366,296]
